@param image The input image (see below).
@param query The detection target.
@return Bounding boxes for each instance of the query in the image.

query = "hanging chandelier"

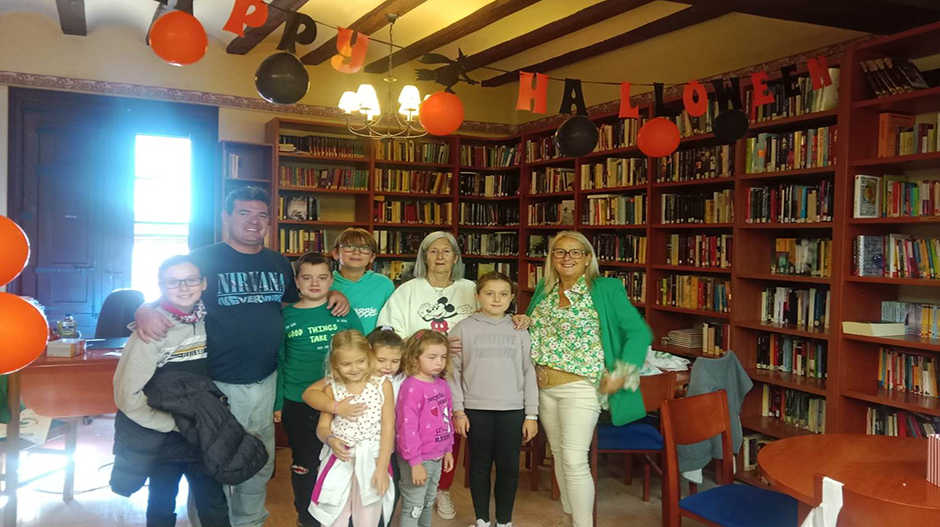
[338,14,426,141]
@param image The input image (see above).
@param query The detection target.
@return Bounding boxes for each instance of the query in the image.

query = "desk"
[758,434,940,517]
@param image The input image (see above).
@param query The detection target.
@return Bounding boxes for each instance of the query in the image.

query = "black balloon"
[712,109,749,144]
[554,114,599,158]
[255,52,309,105]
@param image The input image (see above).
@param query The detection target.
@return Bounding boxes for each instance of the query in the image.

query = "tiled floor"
[6,416,706,527]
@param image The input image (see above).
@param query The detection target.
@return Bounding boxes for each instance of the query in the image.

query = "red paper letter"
[806,56,833,90]
[516,72,548,114]
[331,28,369,74]
[750,71,774,107]
[223,0,268,37]
[619,83,640,119]
[682,80,708,117]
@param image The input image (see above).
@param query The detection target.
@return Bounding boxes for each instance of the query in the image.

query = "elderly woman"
[526,231,652,527]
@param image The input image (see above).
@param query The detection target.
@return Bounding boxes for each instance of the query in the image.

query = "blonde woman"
[526,231,652,527]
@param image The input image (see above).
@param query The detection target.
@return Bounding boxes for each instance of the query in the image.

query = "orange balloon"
[637,117,681,158]
[0,293,49,375]
[150,11,208,66]
[0,216,29,287]
[419,92,464,136]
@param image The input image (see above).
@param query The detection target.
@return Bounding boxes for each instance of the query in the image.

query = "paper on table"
[800,477,844,527]
[0,409,53,445]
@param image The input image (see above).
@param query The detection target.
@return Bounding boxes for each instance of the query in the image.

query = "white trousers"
[539,380,600,527]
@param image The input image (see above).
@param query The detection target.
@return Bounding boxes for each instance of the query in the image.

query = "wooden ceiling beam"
[480,4,730,87]
[301,0,429,65]
[363,0,543,74]
[226,0,310,55]
[55,0,86,36]
[461,0,656,72]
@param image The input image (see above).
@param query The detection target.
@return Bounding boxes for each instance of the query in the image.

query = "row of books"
[527,262,545,289]
[660,190,734,225]
[279,195,319,221]
[375,140,451,164]
[882,300,940,339]
[456,232,519,257]
[742,434,775,472]
[860,57,930,99]
[459,172,518,198]
[226,153,249,179]
[744,69,840,122]
[878,347,939,397]
[372,230,427,255]
[761,385,826,434]
[771,237,833,278]
[458,202,519,227]
[854,174,940,219]
[373,260,415,282]
[756,334,828,379]
[666,233,732,269]
[279,166,369,190]
[744,126,836,174]
[372,198,452,225]
[655,274,731,314]
[654,144,734,183]
[590,233,646,264]
[669,101,720,138]
[531,168,575,194]
[460,144,521,168]
[580,158,648,190]
[760,286,831,328]
[525,135,561,163]
[745,181,834,224]
[528,200,575,226]
[278,227,326,255]
[866,406,939,437]
[595,118,644,152]
[583,194,646,226]
[663,323,729,356]
[374,170,452,194]
[279,134,366,158]
[877,112,939,157]
[602,270,646,303]
[853,234,940,279]
[465,262,515,281]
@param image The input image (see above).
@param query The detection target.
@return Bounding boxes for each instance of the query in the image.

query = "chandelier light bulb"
[356,84,381,117]
[338,91,360,114]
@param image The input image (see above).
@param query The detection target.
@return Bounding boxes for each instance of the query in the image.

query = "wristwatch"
[525,415,538,421]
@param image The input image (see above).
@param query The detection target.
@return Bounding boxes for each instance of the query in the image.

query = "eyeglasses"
[551,248,586,260]
[162,276,203,289]
[340,244,374,254]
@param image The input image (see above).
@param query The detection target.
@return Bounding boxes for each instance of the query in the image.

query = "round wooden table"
[758,434,940,512]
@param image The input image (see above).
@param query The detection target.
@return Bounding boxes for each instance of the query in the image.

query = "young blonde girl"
[306,330,395,527]
[396,330,455,527]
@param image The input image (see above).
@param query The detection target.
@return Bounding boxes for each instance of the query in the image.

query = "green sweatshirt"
[275,303,363,411]
[331,270,395,334]
[527,277,652,425]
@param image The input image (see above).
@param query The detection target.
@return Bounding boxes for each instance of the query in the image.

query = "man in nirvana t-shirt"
[135,186,348,527]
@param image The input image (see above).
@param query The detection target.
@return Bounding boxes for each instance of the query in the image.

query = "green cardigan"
[527,277,652,425]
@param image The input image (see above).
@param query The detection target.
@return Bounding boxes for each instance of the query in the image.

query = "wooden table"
[758,434,940,519]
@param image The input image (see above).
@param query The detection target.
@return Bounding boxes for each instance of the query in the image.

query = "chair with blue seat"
[590,371,677,503]
[660,390,797,527]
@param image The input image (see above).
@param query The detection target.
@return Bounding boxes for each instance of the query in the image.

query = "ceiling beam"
[55,0,86,36]
[363,0,543,74]
[462,0,656,72]
[480,4,730,87]
[300,0,428,65]
[226,0,310,55]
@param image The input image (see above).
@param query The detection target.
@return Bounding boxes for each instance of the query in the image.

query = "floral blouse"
[529,276,606,382]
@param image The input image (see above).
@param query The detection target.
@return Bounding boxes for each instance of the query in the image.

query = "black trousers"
[146,460,229,527]
[282,398,324,526]
[466,409,526,525]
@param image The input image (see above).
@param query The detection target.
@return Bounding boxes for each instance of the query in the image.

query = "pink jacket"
[395,376,454,466]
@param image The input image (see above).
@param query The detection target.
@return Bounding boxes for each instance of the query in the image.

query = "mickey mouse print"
[419,296,475,333]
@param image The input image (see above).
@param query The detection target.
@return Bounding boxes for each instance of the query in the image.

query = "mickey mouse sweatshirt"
[376,277,477,337]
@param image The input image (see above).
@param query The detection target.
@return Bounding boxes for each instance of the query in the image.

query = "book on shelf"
[853,234,940,279]
[602,270,646,303]
[583,194,646,226]
[456,231,519,257]
[373,260,416,282]
[459,171,518,197]
[745,181,833,224]
[878,347,939,397]
[761,385,826,433]
[590,233,647,264]
[666,233,732,269]
[771,237,832,278]
[866,406,939,437]
[860,58,930,99]
[655,144,734,183]
[527,262,545,289]
[580,158,648,190]
[227,153,243,179]
[875,175,940,218]
[670,101,718,138]
[527,234,553,258]
[595,118,645,152]
[279,195,319,221]
[665,328,703,350]
[372,197,452,225]
[525,135,562,163]
[372,230,429,255]
[374,169,452,194]
[655,274,730,313]
[745,68,840,121]
[702,322,729,356]
[756,334,828,379]
[279,227,326,255]
[882,300,940,339]
[375,140,451,164]
[528,200,575,226]
[458,201,520,227]
[841,321,906,337]
[854,174,882,218]
[877,112,930,158]
[279,166,369,190]
[460,143,521,168]
[465,261,514,281]
[660,190,734,224]
[744,126,836,174]
[531,167,575,194]
[742,434,775,473]
[760,286,830,328]
[278,134,366,158]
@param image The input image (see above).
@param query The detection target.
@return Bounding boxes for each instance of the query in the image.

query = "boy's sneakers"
[469,520,491,527]
[436,489,456,519]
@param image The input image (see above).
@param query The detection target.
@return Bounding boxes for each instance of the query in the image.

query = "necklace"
[426,277,452,296]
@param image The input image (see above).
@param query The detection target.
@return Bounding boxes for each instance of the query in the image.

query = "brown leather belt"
[535,364,587,389]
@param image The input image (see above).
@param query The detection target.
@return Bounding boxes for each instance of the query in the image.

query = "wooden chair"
[661,390,797,527]
[591,371,677,502]
[811,474,940,526]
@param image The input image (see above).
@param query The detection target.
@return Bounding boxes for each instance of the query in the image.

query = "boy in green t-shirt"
[274,252,362,527]
[330,227,395,334]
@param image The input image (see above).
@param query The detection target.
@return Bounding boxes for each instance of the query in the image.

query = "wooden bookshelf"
[218,140,275,246]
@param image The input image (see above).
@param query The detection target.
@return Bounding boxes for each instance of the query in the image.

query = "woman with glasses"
[526,231,651,527]
[330,228,396,333]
